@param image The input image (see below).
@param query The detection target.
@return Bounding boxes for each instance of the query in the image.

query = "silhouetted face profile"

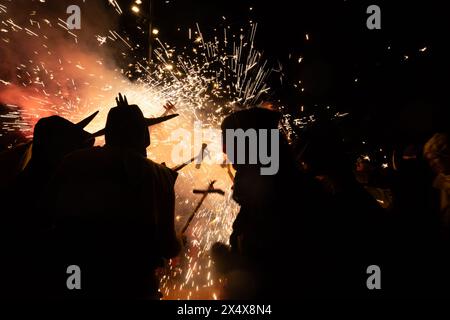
[105,104,150,157]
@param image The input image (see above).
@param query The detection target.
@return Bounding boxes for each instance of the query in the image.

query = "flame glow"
[0,0,272,299]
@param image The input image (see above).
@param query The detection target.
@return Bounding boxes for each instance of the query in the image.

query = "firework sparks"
[0,0,271,300]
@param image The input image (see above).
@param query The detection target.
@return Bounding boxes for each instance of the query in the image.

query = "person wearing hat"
[1,110,99,298]
[43,94,181,299]
[7,111,98,209]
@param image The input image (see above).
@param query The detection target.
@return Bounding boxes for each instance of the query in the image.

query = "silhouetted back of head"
[105,104,150,156]
[221,107,292,172]
[295,122,353,177]
[221,107,281,133]
[32,115,94,171]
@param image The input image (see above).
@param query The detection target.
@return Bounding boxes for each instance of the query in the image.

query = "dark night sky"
[1,1,447,150]
[117,0,449,146]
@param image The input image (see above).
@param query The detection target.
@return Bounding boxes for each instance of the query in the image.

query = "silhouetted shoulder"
[56,146,176,184]
[48,146,178,220]
[143,158,178,188]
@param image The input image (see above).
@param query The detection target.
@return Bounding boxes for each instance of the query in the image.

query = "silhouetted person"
[423,133,450,296]
[212,107,326,299]
[390,142,443,297]
[1,112,98,298]
[0,141,32,190]
[424,133,450,232]
[44,94,181,299]
[3,112,97,228]
[295,121,386,297]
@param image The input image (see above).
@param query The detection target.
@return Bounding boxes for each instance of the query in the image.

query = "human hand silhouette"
[163,101,176,111]
[115,93,129,107]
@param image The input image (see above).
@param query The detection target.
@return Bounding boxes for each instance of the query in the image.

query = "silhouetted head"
[105,104,150,156]
[31,113,96,171]
[221,107,289,173]
[295,122,353,178]
[221,107,281,133]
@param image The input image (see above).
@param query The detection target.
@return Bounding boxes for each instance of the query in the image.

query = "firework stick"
[221,158,235,183]
[181,180,215,234]
[193,189,225,196]
[181,180,224,234]
[171,143,208,172]
[161,101,177,116]
[226,163,235,183]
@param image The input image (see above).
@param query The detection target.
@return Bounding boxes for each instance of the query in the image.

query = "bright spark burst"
[131,5,140,14]
[0,1,270,300]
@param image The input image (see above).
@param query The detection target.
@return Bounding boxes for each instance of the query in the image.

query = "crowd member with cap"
[42,94,181,299]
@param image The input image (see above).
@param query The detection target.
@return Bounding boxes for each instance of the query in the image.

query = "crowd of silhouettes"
[0,93,449,299]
